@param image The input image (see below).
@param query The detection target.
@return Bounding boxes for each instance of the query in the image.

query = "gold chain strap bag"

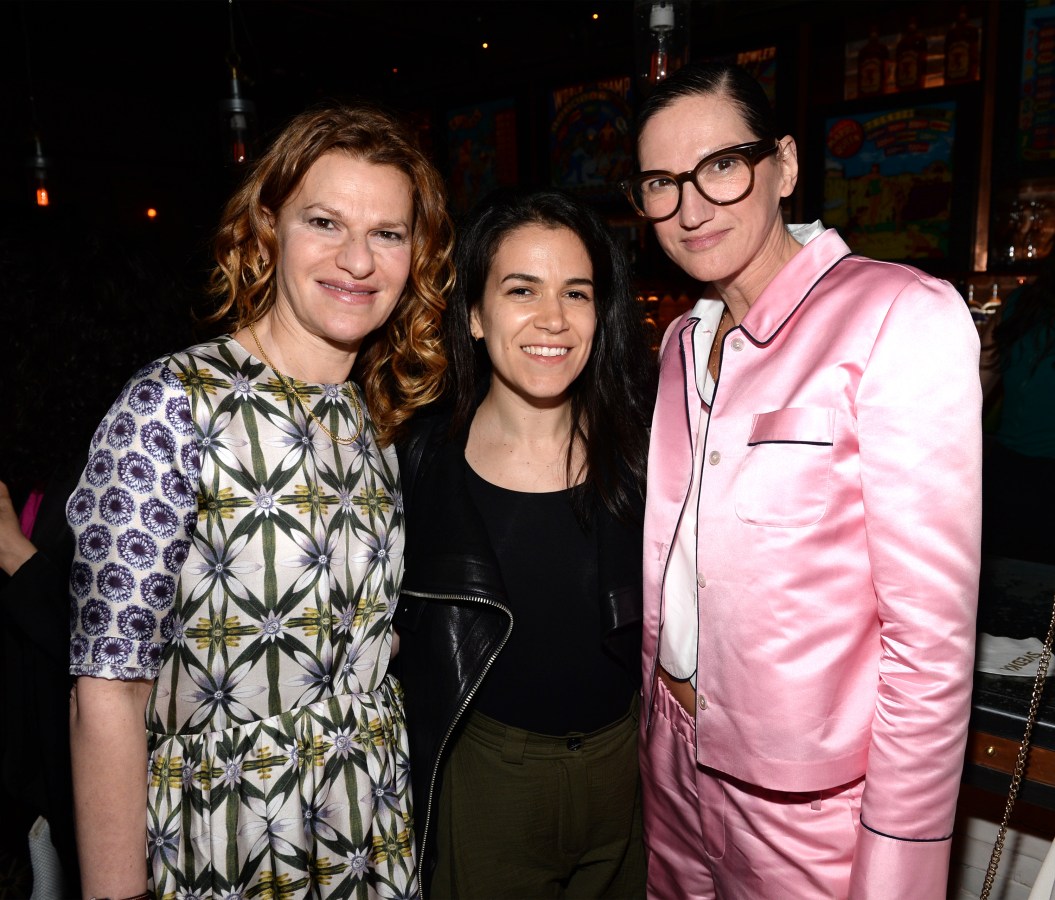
[979,592,1055,900]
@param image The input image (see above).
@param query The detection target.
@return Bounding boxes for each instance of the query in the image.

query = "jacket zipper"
[400,588,514,900]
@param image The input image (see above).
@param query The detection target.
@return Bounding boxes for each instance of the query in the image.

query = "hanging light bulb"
[634,0,689,97]
[28,131,50,208]
[220,61,257,166]
[22,3,52,208]
[649,2,675,84]
[219,1,257,166]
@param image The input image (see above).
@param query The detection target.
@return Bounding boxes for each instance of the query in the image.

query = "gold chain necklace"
[247,322,363,446]
[708,307,730,379]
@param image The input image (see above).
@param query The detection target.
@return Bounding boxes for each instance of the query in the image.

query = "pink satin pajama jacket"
[641,227,982,896]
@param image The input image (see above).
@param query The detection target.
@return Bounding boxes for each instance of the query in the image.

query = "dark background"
[0,5,1044,895]
[3,0,969,279]
[1,1,1020,492]
[0,0,1031,348]
[2,0,652,278]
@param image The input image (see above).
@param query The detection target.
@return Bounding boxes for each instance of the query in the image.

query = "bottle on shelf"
[1024,199,1048,261]
[944,5,979,85]
[857,24,890,98]
[983,283,1001,315]
[896,16,928,91]
[1002,200,1022,265]
[969,282,1001,326]
[967,282,988,326]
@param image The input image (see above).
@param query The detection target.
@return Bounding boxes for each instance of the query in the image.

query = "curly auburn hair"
[203,102,455,445]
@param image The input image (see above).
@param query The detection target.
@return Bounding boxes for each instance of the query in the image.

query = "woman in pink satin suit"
[620,62,982,899]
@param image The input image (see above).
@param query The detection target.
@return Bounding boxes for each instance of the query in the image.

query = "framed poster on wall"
[446,99,518,215]
[822,100,957,261]
[1019,1,1055,164]
[549,75,634,197]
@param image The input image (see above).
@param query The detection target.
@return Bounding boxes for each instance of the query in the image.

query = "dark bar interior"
[1,2,1052,897]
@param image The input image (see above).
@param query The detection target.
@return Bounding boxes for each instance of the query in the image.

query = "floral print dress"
[67,336,416,899]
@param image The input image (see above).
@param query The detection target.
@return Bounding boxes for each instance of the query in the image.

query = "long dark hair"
[995,252,1055,375]
[446,188,655,524]
[635,61,781,144]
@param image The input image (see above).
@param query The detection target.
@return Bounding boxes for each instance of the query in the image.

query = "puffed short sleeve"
[67,358,200,680]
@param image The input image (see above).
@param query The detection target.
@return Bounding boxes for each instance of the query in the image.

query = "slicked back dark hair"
[445,188,655,524]
[635,61,780,145]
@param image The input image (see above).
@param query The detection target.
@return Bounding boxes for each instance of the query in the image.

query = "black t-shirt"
[465,462,635,735]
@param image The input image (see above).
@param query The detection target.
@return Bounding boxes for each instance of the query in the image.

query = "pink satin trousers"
[641,679,865,900]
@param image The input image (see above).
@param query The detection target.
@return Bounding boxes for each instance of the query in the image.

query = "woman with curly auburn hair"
[205,102,455,443]
[67,102,454,900]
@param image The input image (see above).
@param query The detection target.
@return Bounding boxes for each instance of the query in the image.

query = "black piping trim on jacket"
[645,316,700,732]
[860,818,952,843]
[746,439,834,447]
[679,317,698,442]
[738,252,853,347]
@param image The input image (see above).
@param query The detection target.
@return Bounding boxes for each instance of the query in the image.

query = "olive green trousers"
[430,697,646,899]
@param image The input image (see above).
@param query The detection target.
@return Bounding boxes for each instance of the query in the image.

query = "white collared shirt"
[656,221,825,686]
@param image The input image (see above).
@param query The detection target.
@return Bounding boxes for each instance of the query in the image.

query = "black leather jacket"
[393,411,644,895]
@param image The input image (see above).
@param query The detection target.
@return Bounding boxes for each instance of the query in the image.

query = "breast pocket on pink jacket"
[734,407,835,527]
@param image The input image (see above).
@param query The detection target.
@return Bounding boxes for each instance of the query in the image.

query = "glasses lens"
[695,153,753,204]
[631,175,681,221]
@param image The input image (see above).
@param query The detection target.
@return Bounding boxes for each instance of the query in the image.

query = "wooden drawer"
[968,731,1055,788]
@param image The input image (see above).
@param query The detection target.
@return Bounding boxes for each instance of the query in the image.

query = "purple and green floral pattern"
[68,336,415,898]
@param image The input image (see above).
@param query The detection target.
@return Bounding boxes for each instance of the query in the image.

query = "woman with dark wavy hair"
[67,102,454,900]
[395,188,654,898]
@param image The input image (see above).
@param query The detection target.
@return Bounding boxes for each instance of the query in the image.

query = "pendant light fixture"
[220,0,257,166]
[21,3,52,208]
[633,0,690,98]
[28,131,50,207]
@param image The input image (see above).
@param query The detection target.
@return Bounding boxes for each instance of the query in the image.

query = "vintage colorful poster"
[549,76,634,193]
[823,101,956,260]
[1019,0,1055,163]
[735,46,777,106]
[446,99,517,214]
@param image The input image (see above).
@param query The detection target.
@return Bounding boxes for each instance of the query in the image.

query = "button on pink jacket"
[642,227,982,897]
